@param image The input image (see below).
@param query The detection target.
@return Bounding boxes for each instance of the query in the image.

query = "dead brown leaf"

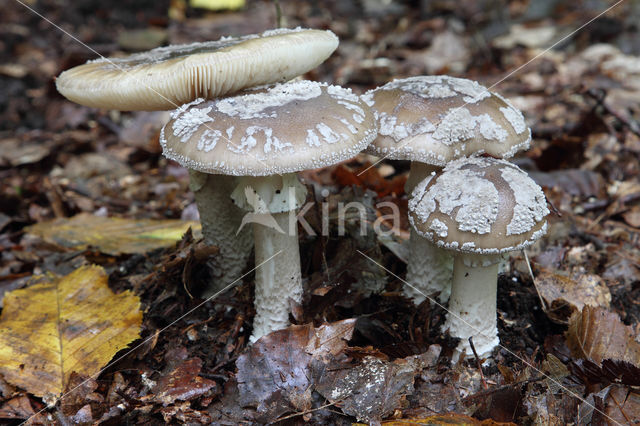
[0,395,35,420]
[605,385,640,424]
[566,306,640,365]
[151,357,217,405]
[535,268,611,323]
[314,355,417,423]
[236,319,355,422]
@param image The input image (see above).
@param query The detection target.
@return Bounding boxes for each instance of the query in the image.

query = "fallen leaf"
[565,306,640,365]
[236,319,355,422]
[26,213,201,255]
[621,206,640,228]
[356,413,515,424]
[534,268,611,323]
[0,265,142,397]
[314,355,416,423]
[605,385,640,424]
[0,395,35,420]
[151,357,217,405]
[190,0,245,10]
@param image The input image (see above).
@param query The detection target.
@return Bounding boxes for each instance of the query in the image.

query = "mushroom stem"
[444,253,501,360]
[404,162,454,303]
[189,171,253,298]
[251,211,302,342]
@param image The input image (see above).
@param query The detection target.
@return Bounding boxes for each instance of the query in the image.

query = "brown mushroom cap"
[409,157,549,254]
[362,76,531,166]
[55,28,338,111]
[160,80,377,176]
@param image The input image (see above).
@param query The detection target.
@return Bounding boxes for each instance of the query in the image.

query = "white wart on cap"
[56,28,339,111]
[409,156,549,255]
[160,80,377,176]
[363,76,531,166]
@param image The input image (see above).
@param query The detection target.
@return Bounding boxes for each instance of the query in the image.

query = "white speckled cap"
[363,76,531,166]
[409,157,548,254]
[56,28,339,111]
[160,80,377,176]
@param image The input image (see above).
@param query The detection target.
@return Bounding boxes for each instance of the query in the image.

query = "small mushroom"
[362,75,531,304]
[161,80,376,341]
[55,28,339,298]
[408,157,549,359]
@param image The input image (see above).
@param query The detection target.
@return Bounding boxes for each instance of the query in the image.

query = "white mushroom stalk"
[231,174,307,341]
[189,171,253,298]
[409,157,549,360]
[160,80,377,342]
[363,76,531,305]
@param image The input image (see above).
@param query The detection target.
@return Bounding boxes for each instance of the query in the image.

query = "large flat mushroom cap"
[160,80,377,176]
[55,28,338,111]
[409,157,549,254]
[363,76,531,166]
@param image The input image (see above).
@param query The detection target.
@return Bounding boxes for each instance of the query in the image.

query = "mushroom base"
[250,211,302,342]
[189,171,253,298]
[444,253,500,361]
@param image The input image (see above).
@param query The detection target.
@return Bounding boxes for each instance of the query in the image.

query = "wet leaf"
[0,265,142,397]
[534,269,611,323]
[26,213,201,255]
[236,319,355,422]
[314,355,417,423]
[565,306,640,365]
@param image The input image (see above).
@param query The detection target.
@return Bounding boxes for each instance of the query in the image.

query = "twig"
[524,250,548,312]
[468,337,488,390]
[609,390,633,425]
[273,400,341,423]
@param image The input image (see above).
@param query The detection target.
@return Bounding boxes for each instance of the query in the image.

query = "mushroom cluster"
[363,76,531,304]
[56,28,340,298]
[161,80,376,341]
[56,24,547,358]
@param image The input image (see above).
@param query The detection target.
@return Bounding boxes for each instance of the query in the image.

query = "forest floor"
[1,0,640,424]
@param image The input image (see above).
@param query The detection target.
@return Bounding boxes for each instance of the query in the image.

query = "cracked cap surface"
[409,157,549,254]
[363,75,531,166]
[160,80,377,176]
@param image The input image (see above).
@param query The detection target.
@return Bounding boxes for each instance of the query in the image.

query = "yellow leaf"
[26,213,201,255]
[0,265,142,397]
[190,0,245,10]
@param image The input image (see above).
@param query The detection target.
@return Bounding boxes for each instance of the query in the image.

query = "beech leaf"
[0,265,142,397]
[566,306,640,365]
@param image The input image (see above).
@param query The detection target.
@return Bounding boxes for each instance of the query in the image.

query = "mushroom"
[160,80,376,341]
[55,28,339,298]
[55,27,339,110]
[408,157,549,359]
[362,75,531,304]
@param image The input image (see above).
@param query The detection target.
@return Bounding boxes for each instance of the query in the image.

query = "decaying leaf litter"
[1,0,640,424]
